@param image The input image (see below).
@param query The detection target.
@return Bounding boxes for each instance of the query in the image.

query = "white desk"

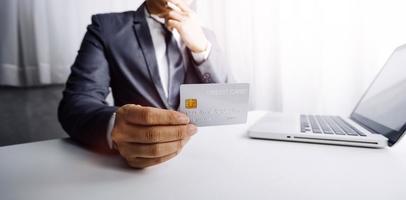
[1,111,406,200]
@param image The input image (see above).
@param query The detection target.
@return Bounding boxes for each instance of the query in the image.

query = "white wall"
[197,0,406,114]
[2,0,406,115]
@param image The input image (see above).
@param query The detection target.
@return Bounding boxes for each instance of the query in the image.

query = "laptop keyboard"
[300,115,367,136]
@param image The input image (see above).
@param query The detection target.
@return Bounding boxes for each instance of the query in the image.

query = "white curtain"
[1,0,406,115]
[0,0,144,86]
[196,0,406,115]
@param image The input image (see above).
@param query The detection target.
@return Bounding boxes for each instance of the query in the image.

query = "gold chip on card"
[185,99,198,109]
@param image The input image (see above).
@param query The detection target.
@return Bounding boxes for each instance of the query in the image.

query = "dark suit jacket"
[58,3,231,152]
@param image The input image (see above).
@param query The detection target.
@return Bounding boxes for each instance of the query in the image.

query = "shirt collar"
[144,8,166,25]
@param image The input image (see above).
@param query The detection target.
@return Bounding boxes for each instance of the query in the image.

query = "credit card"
[179,83,250,126]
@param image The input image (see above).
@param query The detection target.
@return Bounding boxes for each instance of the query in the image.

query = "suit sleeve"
[58,15,118,152]
[192,30,235,83]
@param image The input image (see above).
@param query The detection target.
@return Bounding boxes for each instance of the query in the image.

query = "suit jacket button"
[203,73,211,83]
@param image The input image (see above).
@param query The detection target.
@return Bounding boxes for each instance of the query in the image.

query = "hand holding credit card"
[179,83,250,126]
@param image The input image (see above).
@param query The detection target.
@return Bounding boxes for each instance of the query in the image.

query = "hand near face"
[163,0,209,53]
[112,104,197,169]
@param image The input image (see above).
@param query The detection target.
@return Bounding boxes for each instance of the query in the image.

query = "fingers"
[121,136,191,169]
[166,10,186,22]
[166,1,182,12]
[122,104,189,125]
[118,137,190,158]
[127,151,179,169]
[114,104,197,169]
[167,0,192,13]
[164,11,184,31]
[166,19,182,32]
[121,123,197,143]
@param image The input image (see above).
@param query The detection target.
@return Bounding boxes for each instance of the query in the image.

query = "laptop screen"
[351,45,406,146]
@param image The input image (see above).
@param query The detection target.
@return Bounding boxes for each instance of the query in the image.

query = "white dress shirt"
[106,9,212,149]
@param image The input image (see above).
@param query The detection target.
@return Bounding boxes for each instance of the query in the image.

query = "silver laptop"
[248,45,406,148]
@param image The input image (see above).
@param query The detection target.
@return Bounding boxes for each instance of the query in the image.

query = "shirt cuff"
[106,112,116,150]
[191,41,212,65]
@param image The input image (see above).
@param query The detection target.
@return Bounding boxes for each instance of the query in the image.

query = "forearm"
[58,93,118,153]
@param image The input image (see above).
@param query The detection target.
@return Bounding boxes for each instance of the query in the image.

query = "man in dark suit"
[58,0,231,168]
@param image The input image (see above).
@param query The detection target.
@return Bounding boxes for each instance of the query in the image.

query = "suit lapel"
[132,3,169,109]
